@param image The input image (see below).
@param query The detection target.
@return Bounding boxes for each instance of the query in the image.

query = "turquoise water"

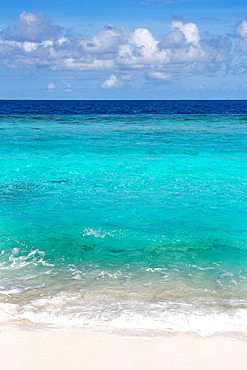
[0,113,247,334]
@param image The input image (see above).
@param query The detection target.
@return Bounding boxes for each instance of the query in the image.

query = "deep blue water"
[0,100,246,334]
[0,99,247,115]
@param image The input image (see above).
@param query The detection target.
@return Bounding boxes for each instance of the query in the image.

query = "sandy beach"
[0,324,246,370]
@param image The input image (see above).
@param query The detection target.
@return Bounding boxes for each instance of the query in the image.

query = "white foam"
[0,288,23,296]
[82,228,114,238]
[1,248,54,270]
[0,294,246,336]
[0,303,19,321]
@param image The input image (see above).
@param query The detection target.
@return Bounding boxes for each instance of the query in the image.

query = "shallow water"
[0,102,247,334]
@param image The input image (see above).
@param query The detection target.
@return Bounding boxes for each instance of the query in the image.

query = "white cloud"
[4,11,62,42]
[148,71,170,80]
[101,74,122,88]
[131,28,158,52]
[159,27,187,49]
[0,11,246,83]
[170,21,200,46]
[19,11,39,23]
[47,82,55,91]
[81,25,122,54]
[237,21,247,53]
[237,21,247,38]
[63,80,72,91]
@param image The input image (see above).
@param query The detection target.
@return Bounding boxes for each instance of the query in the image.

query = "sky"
[0,0,247,99]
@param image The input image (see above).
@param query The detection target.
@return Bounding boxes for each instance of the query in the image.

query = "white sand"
[0,324,246,370]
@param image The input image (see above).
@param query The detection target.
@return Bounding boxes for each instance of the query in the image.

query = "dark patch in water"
[51,180,68,184]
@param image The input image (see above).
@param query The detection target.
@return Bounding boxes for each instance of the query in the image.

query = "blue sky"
[0,0,247,99]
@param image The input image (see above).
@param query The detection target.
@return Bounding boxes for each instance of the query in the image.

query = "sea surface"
[0,100,247,335]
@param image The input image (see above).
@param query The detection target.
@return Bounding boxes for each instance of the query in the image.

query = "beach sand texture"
[0,325,246,370]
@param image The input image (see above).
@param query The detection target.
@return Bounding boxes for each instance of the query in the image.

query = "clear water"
[0,101,247,334]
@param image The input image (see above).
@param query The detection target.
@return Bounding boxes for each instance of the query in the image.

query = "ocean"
[0,100,246,335]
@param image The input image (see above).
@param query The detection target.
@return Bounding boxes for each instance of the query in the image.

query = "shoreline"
[0,322,246,369]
